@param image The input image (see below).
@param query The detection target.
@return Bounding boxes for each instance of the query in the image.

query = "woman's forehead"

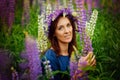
[57,17,70,26]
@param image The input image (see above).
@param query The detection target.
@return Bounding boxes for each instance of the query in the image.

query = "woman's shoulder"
[45,49,56,56]
[44,49,57,60]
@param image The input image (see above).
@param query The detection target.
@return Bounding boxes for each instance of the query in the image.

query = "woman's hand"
[78,52,96,69]
[73,52,96,79]
[72,52,96,80]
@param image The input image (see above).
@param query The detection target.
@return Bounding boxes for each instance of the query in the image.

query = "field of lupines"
[0,0,120,80]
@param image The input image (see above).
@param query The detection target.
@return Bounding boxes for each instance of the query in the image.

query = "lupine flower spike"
[25,32,42,80]
[70,51,78,79]
[86,0,92,21]
[37,14,48,53]
[70,46,80,78]
[20,32,42,80]
[86,9,98,40]
[43,57,54,80]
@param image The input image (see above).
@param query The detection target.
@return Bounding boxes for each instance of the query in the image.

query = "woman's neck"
[58,42,69,56]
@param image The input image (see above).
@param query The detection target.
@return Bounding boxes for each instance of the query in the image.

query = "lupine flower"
[46,2,52,18]
[83,34,93,54]
[75,0,84,15]
[70,46,88,80]
[43,59,54,79]
[25,33,42,80]
[75,0,94,54]
[20,32,42,80]
[75,0,87,40]
[37,12,53,79]
[45,8,72,27]
[86,0,92,21]
[82,9,98,54]
[37,14,48,53]
[86,9,98,39]
[70,51,78,77]
[70,46,80,78]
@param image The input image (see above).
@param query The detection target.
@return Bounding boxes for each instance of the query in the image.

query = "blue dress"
[42,49,70,80]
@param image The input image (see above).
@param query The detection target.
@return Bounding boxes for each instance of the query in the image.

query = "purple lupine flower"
[75,0,86,38]
[83,33,93,55]
[19,34,42,80]
[43,60,54,79]
[70,61,78,77]
[19,51,29,70]
[75,0,93,54]
[86,0,92,20]
[25,35,42,80]
[45,8,72,27]
[19,62,28,69]
[80,11,93,54]
[75,0,84,14]
[70,51,79,78]
[20,51,28,59]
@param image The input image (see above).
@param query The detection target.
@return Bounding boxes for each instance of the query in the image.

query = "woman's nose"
[64,27,69,33]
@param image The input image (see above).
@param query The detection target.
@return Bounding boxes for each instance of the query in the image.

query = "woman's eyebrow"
[57,25,64,27]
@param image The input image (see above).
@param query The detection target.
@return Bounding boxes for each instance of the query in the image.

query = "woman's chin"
[64,39,72,43]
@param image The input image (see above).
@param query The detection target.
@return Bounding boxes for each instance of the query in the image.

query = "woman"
[42,9,96,80]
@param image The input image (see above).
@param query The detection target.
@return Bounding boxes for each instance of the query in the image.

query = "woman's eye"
[58,26,63,30]
[67,23,71,27]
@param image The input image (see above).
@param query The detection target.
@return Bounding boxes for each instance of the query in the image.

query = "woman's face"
[54,17,73,44]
